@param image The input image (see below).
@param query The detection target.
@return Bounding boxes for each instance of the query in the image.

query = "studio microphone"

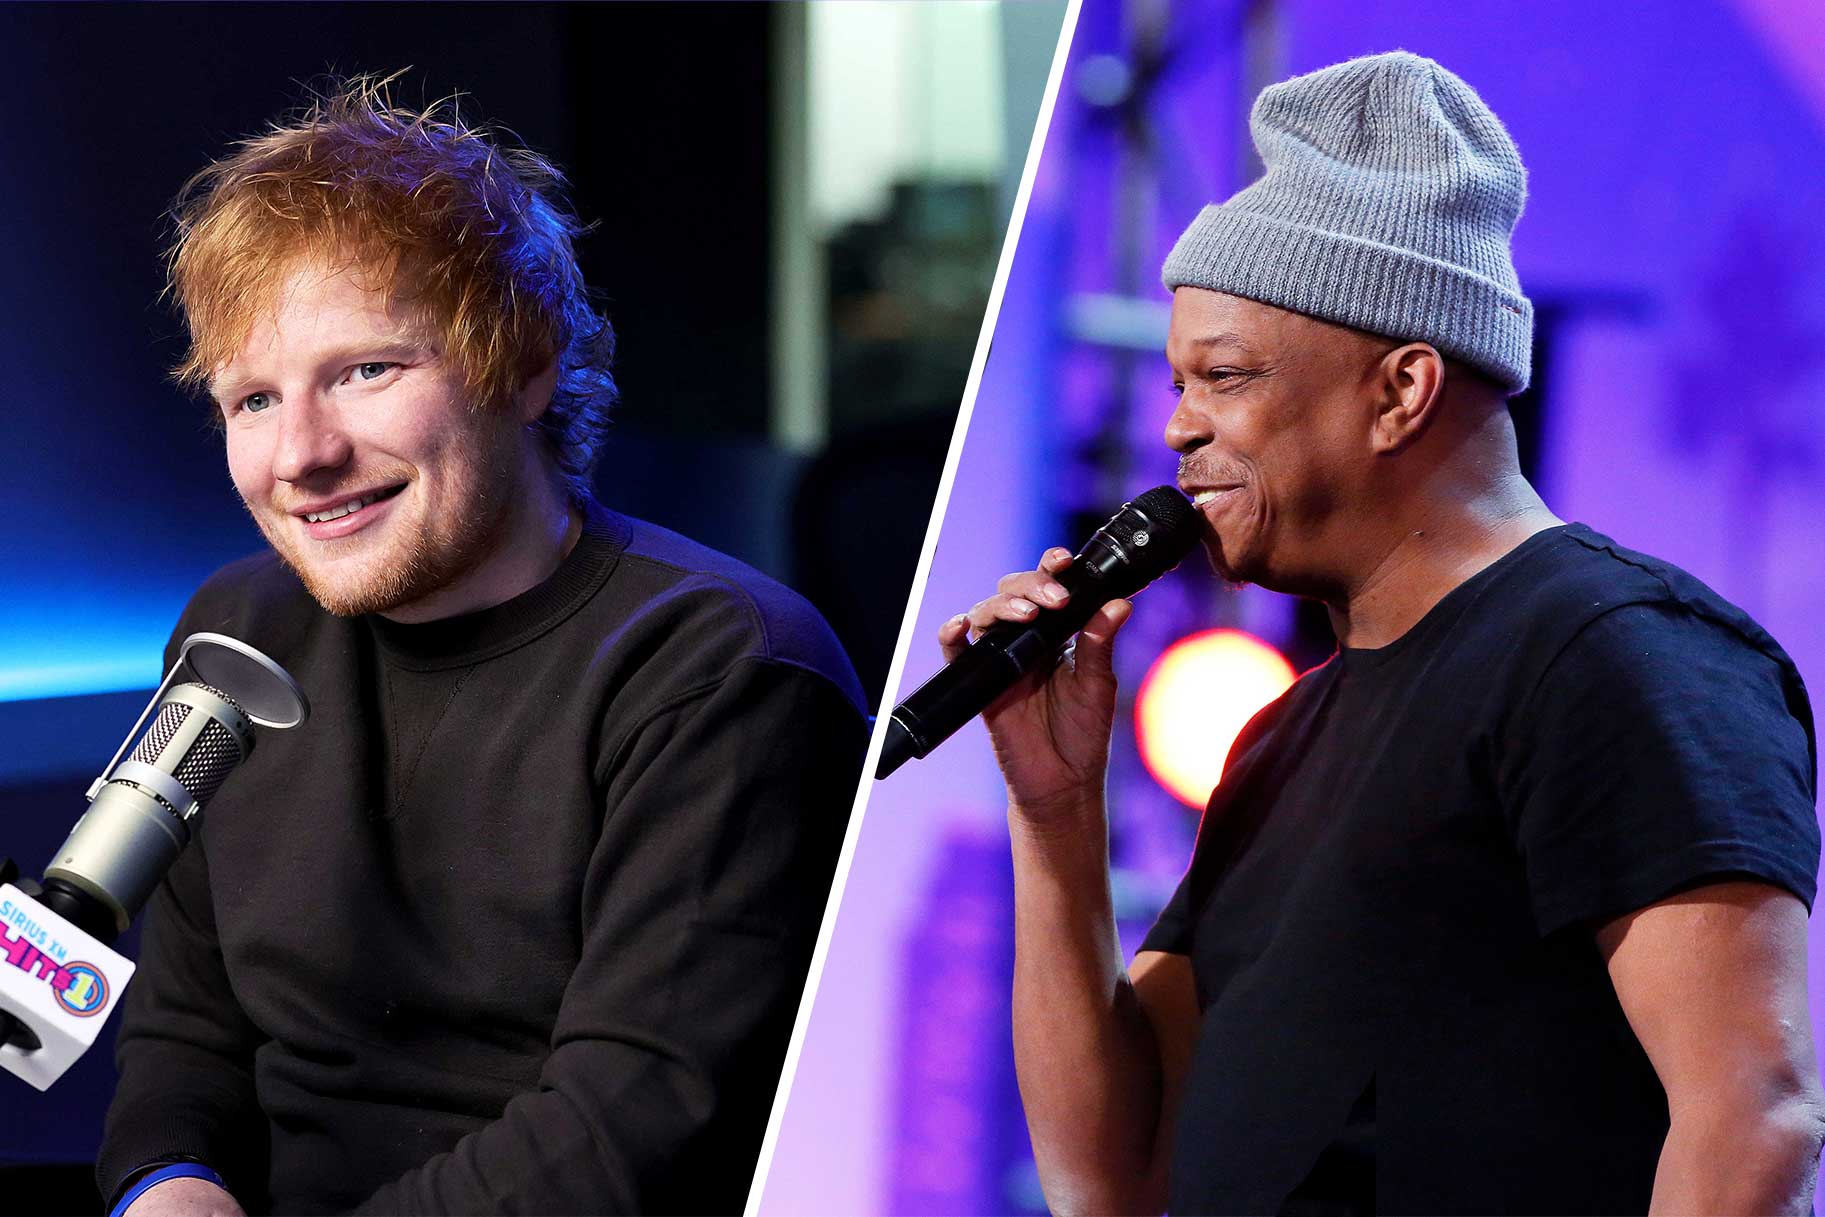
[1,633,307,1090]
[877,486,1200,779]
[41,681,254,941]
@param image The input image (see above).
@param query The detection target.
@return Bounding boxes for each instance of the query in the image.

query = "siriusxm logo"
[2,924,107,1016]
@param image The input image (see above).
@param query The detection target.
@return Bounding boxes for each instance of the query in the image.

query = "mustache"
[1177,453,1247,486]
[263,472,413,515]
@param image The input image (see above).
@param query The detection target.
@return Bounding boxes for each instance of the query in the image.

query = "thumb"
[1071,598,1133,682]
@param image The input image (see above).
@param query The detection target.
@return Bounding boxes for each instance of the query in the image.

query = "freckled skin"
[215,263,572,621]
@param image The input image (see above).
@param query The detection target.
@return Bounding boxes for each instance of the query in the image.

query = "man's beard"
[251,442,519,619]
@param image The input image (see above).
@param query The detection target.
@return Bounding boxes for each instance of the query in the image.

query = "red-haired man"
[98,80,866,1217]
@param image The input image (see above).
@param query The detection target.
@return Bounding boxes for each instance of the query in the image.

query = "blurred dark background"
[0,3,1065,1211]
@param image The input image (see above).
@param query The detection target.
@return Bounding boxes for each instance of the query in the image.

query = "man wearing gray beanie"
[945,51,1822,1214]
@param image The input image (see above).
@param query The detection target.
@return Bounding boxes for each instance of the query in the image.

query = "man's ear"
[515,361,560,424]
[1369,343,1446,455]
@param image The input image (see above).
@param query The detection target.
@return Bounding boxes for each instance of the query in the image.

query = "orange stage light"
[1134,628,1296,809]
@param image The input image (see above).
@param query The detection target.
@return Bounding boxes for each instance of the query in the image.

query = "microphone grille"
[1128,485,1200,541]
[1077,486,1202,604]
[128,702,191,767]
[173,718,243,806]
[123,683,250,808]
[1095,486,1200,573]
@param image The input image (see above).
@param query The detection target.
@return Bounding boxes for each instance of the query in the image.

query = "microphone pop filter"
[177,633,310,729]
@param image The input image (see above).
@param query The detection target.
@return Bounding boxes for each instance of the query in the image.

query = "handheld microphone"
[2,633,307,1090]
[877,486,1200,779]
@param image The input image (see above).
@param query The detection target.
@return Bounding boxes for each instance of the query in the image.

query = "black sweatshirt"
[96,502,869,1215]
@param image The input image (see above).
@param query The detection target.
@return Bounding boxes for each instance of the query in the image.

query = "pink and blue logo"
[54,962,108,1017]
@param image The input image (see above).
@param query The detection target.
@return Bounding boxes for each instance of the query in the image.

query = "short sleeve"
[1501,601,1820,936]
[1140,872,1194,955]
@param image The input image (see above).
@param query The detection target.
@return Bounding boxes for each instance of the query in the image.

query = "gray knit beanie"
[1162,51,1533,393]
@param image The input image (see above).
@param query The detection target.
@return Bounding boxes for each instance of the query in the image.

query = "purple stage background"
[763,1,1825,1212]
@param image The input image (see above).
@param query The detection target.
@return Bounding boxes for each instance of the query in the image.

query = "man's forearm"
[1651,1097,1825,1216]
[1009,800,1167,1216]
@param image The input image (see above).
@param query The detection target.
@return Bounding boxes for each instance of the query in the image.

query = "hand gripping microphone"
[1,632,308,1090]
[877,486,1200,779]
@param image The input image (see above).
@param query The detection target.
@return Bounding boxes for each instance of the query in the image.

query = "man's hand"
[121,1176,246,1217]
[937,547,1134,822]
[946,549,1190,1214]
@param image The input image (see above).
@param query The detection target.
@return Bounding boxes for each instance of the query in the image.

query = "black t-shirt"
[1141,523,1819,1215]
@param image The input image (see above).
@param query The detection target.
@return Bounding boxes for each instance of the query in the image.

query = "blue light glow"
[0,594,190,702]
[0,654,164,702]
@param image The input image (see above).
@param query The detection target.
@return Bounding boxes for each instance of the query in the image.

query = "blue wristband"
[109,1163,227,1217]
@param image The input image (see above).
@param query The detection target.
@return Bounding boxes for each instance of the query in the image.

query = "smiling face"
[1164,288,1397,594]
[214,263,534,618]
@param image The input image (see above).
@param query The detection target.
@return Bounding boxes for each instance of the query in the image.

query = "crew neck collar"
[1337,523,1575,671]
[365,499,628,670]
